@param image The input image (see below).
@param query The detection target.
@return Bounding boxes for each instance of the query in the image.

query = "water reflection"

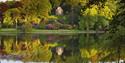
[0,33,125,63]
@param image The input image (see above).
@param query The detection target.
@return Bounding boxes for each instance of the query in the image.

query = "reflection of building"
[56,47,64,56]
[0,0,20,2]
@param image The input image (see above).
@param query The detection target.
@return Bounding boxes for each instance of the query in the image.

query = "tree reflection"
[79,33,125,63]
[0,33,125,63]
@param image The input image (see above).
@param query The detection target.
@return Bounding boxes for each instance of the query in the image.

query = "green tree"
[65,0,80,7]
[50,0,62,7]
[110,0,125,32]
[79,5,98,30]
[79,0,117,30]
[20,0,52,18]
[3,8,21,28]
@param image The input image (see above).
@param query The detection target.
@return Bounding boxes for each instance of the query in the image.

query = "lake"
[0,33,125,63]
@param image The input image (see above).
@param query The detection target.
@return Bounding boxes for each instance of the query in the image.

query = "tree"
[49,0,62,7]
[3,8,21,28]
[109,1,125,61]
[79,0,117,30]
[79,5,98,30]
[65,0,80,7]
[20,0,52,18]
[110,0,125,32]
[0,2,9,27]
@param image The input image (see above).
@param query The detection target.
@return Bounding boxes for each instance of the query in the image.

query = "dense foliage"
[0,0,124,32]
[0,0,125,63]
[0,33,125,62]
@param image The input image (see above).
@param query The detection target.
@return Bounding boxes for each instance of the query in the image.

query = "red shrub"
[0,3,9,12]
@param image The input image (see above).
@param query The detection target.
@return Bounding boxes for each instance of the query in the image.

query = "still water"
[0,33,125,63]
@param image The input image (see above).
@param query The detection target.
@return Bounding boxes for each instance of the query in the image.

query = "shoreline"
[0,28,105,34]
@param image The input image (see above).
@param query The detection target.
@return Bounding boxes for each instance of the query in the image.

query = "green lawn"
[0,28,105,34]
[0,28,17,32]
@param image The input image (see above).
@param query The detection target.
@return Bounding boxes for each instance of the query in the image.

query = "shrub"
[21,22,32,32]
[45,24,55,30]
[3,8,21,28]
[63,24,73,29]
[0,3,9,12]
[39,23,46,29]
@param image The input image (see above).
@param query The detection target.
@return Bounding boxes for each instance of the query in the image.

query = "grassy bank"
[0,28,18,33]
[0,28,105,34]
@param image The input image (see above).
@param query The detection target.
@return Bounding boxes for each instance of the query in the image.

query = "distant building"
[56,6,63,16]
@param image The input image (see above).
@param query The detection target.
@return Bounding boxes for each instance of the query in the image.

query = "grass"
[0,28,105,34]
[31,29,80,34]
[0,28,18,35]
[0,28,17,33]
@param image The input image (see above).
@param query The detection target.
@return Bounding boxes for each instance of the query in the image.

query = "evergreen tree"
[110,0,125,32]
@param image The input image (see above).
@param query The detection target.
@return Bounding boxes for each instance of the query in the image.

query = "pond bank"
[0,28,105,34]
